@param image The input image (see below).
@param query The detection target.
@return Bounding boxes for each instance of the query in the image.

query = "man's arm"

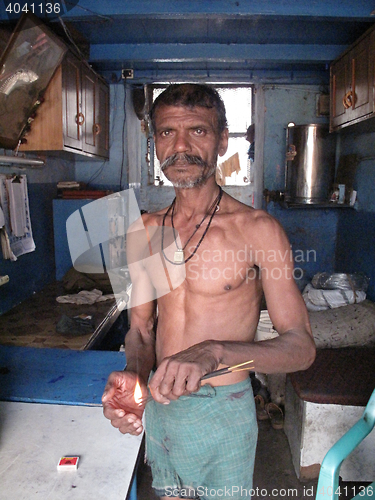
[242,211,316,373]
[124,303,157,380]
[102,217,157,434]
[123,216,159,381]
[102,301,157,434]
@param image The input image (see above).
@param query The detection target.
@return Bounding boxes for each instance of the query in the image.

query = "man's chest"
[183,243,258,294]
[143,226,257,295]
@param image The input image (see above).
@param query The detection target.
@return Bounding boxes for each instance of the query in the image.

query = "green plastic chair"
[315,388,375,499]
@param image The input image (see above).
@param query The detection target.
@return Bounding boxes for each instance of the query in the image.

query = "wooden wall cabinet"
[330,27,375,132]
[20,52,109,159]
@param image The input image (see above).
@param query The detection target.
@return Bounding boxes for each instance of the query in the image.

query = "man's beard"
[160,153,216,188]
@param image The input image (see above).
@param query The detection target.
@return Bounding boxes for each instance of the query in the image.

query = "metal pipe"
[0,155,44,166]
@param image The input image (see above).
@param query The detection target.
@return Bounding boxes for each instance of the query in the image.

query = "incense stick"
[200,359,254,380]
[136,395,154,405]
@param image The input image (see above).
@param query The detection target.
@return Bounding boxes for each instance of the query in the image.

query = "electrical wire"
[85,161,106,188]
[119,82,127,190]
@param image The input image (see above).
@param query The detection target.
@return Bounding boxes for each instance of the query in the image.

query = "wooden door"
[351,33,373,122]
[62,53,82,151]
[81,63,96,156]
[330,53,351,129]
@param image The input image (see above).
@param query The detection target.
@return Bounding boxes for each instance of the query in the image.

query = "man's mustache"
[160,153,210,171]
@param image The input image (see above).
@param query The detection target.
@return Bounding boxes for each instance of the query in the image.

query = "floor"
[136,418,319,500]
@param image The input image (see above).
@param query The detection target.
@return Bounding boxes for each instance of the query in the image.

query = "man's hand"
[149,340,221,403]
[102,371,147,435]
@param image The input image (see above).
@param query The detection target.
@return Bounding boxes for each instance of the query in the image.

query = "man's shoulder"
[225,202,286,245]
[127,207,168,234]
[245,208,284,233]
[141,206,170,226]
[224,196,277,226]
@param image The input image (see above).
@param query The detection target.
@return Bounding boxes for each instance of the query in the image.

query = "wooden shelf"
[281,202,355,209]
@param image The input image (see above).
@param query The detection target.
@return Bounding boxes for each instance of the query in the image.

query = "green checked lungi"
[145,378,258,499]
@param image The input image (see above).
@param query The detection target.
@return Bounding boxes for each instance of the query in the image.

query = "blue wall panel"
[266,202,338,291]
[334,120,375,300]
[336,210,375,301]
[53,198,94,281]
[262,85,338,292]
[0,184,57,314]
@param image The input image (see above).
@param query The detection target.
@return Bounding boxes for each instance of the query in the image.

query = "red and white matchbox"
[57,456,79,471]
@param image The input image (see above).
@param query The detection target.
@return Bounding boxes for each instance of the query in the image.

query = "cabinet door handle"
[343,91,353,109]
[93,123,101,135]
[76,112,85,125]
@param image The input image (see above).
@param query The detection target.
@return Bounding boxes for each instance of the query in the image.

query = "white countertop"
[0,402,143,500]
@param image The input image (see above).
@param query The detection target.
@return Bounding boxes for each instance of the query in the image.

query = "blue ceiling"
[1,0,375,84]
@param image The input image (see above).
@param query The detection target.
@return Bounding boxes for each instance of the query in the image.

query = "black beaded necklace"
[161,187,223,265]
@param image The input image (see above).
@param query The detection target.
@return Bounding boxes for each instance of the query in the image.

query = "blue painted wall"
[334,121,375,301]
[266,203,338,291]
[262,86,374,299]
[0,156,75,313]
[262,85,338,290]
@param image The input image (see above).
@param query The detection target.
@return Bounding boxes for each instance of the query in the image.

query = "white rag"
[56,289,115,305]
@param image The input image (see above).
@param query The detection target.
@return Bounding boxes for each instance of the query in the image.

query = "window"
[152,85,253,186]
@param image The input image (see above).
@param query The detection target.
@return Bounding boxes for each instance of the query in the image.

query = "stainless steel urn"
[284,124,335,204]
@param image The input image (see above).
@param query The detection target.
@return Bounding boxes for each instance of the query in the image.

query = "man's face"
[153,105,228,188]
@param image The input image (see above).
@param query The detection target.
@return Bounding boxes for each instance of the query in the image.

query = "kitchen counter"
[0,281,126,350]
[0,402,142,500]
[0,346,141,500]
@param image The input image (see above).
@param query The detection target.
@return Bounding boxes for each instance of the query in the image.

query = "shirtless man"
[102,84,316,499]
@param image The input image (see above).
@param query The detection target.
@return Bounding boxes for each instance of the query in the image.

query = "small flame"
[134,379,142,405]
